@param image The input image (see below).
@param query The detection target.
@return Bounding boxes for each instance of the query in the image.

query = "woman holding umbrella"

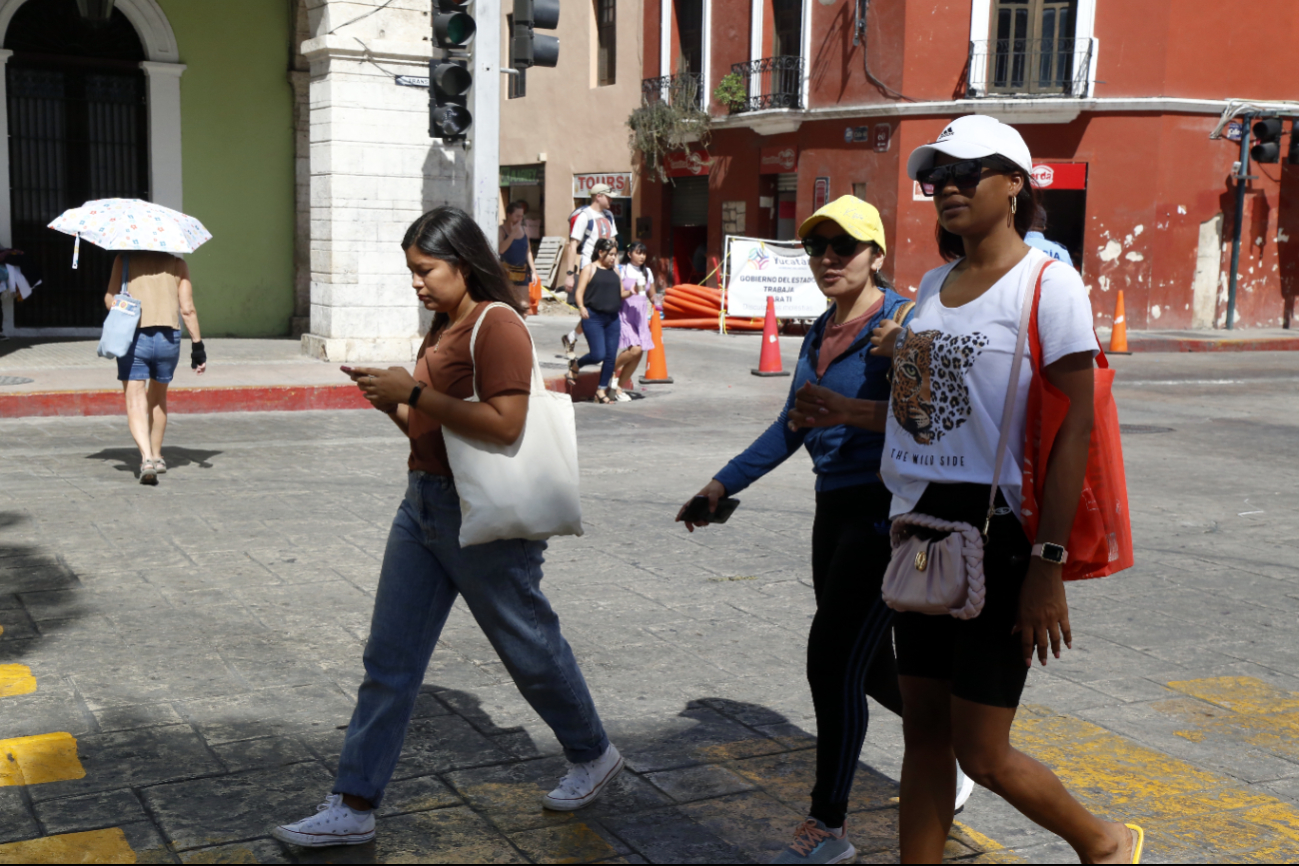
[51,198,214,485]
[104,252,207,485]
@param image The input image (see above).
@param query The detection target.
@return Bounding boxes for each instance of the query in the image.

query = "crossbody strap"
[984,252,1052,535]
[466,302,542,401]
[120,253,131,298]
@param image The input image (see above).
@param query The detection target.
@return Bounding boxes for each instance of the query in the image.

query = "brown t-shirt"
[407,303,534,476]
[108,252,185,330]
[815,298,883,378]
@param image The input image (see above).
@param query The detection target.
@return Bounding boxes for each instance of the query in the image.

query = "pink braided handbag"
[881,256,1050,620]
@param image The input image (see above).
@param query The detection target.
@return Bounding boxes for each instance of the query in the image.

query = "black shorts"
[893,483,1032,709]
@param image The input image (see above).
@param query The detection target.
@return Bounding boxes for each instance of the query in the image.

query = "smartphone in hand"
[679,495,741,524]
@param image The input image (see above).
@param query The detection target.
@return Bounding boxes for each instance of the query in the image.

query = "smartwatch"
[408,384,424,407]
[1031,542,1068,565]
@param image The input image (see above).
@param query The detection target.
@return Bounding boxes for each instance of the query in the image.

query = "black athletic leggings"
[807,482,902,829]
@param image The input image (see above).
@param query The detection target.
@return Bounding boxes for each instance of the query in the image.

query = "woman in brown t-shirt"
[272,207,621,851]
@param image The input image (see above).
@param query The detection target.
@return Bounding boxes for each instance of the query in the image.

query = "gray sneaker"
[771,818,856,864]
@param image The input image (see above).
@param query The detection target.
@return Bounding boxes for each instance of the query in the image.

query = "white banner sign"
[572,172,632,198]
[725,237,827,318]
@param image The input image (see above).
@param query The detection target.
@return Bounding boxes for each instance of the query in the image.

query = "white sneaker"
[272,794,376,847]
[542,744,625,811]
[955,765,975,813]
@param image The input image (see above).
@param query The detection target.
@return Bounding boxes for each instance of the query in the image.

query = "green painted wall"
[159,0,295,336]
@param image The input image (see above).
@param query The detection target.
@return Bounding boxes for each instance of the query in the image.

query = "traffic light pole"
[468,0,501,243]
[1226,116,1252,331]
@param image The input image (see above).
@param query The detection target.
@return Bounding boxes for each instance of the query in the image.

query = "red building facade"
[636,0,1299,330]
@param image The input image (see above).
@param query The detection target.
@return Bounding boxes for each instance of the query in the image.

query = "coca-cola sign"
[759,146,798,174]
[664,149,714,177]
[1029,163,1087,190]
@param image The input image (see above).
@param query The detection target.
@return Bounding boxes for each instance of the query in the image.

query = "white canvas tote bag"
[443,303,584,546]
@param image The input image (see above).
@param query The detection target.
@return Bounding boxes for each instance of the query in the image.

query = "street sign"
[1224,121,1244,142]
[873,123,891,152]
[813,177,830,210]
[395,75,429,88]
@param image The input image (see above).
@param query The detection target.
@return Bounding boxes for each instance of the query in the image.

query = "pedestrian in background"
[104,252,206,485]
[679,197,972,866]
[560,184,617,358]
[570,238,628,404]
[273,206,622,850]
[876,115,1141,864]
[1024,213,1074,267]
[612,242,656,401]
[499,199,537,307]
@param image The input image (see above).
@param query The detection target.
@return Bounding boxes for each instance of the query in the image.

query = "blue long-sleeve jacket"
[714,289,915,496]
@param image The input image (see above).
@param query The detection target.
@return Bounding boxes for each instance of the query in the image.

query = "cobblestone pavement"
[1,321,1298,863]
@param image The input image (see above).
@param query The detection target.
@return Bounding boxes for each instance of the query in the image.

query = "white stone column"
[140,61,186,210]
[300,25,468,363]
[0,48,13,250]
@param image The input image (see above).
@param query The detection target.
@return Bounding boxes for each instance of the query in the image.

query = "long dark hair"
[401,206,525,339]
[935,158,1041,261]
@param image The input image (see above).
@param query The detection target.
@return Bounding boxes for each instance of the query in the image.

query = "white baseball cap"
[906,115,1033,180]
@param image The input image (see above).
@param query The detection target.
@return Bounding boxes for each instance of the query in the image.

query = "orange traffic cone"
[1109,290,1131,354]
[752,296,790,377]
[639,306,674,384]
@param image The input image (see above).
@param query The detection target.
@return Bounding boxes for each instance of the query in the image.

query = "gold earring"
[1010,196,1018,215]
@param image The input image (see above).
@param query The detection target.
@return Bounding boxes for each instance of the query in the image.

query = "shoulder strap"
[465,302,542,401]
[891,300,915,325]
[985,253,1052,535]
[120,253,131,298]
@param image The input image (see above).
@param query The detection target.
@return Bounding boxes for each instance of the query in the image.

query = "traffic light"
[429,0,475,142]
[510,0,560,70]
[429,59,472,141]
[1251,118,1283,164]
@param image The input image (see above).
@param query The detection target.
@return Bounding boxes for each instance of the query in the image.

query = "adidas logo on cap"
[937,126,955,141]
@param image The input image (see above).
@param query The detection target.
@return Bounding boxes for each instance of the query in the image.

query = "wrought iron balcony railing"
[641,72,705,111]
[730,56,804,112]
[963,38,1093,98]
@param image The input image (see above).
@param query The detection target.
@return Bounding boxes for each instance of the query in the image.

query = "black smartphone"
[680,495,741,524]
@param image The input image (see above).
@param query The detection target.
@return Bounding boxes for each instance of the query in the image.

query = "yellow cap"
[797,195,887,254]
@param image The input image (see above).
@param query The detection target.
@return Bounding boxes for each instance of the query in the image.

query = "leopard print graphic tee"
[881,249,1097,520]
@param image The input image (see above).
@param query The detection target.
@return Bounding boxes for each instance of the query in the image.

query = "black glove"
[191,340,206,369]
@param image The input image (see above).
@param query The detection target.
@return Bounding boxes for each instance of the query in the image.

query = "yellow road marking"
[1168,676,1299,716]
[951,821,1026,863]
[0,732,86,787]
[0,665,36,698]
[1012,704,1299,861]
[0,828,135,863]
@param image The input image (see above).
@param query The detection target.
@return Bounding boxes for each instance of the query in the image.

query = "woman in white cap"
[871,116,1143,863]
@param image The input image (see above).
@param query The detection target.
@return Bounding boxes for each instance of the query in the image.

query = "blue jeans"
[577,308,621,390]
[116,326,181,382]
[334,472,609,807]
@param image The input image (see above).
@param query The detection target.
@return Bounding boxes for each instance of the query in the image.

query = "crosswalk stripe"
[0,664,36,698]
[1009,695,1299,862]
[0,733,85,787]
[0,828,135,864]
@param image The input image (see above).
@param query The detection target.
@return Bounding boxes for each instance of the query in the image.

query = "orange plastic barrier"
[660,317,765,331]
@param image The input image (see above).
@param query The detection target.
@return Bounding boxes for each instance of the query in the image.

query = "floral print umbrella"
[48,198,213,269]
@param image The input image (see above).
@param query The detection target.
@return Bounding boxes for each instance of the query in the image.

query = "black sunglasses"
[802,233,863,258]
[916,157,1014,196]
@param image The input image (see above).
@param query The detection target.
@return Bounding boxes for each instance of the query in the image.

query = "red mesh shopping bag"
[1021,268,1134,581]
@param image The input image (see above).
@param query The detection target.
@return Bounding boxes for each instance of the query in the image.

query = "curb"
[0,384,371,419]
[0,377,599,419]
[1125,337,1299,353]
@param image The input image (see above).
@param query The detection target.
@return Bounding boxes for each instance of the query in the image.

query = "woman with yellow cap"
[676,197,967,864]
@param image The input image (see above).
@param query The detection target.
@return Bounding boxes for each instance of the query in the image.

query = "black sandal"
[566,358,580,386]
[594,390,614,404]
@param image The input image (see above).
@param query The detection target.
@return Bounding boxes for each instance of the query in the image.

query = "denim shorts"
[116,327,182,383]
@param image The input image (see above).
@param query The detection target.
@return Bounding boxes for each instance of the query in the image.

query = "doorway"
[5,0,149,329]
[1038,188,1086,273]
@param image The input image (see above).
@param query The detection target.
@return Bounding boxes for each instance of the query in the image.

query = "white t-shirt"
[570,206,617,269]
[617,263,654,292]
[881,248,1097,519]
